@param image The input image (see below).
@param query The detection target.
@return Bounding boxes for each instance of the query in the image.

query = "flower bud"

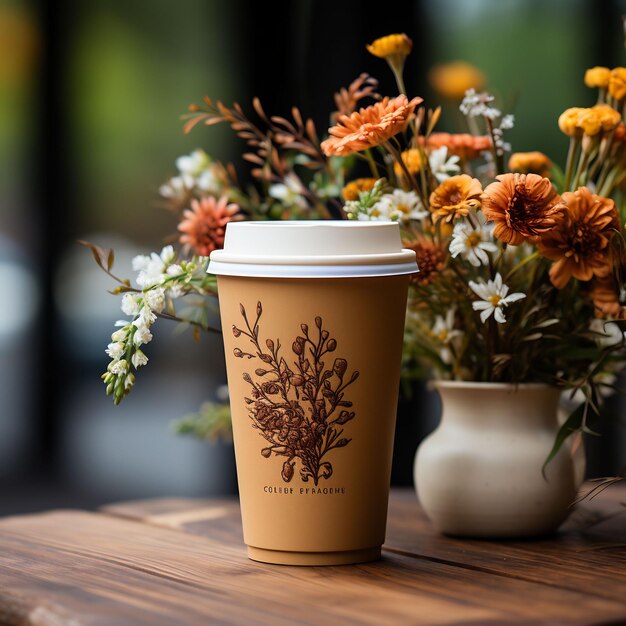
[232,325,241,337]
[266,338,274,350]
[256,301,262,316]
[301,323,308,335]
[333,358,348,378]
[326,339,337,351]
[315,316,322,328]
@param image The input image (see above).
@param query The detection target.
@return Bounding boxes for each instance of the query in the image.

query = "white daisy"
[449,221,498,267]
[378,189,428,222]
[431,309,463,364]
[469,273,526,324]
[428,147,460,183]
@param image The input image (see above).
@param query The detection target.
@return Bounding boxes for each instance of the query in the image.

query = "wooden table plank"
[0,508,624,625]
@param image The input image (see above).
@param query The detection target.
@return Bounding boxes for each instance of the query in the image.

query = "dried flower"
[429,174,483,223]
[321,95,423,157]
[538,187,620,289]
[429,62,485,101]
[469,273,526,324]
[584,66,611,89]
[508,151,552,177]
[178,195,241,256]
[608,67,626,100]
[481,173,564,245]
[341,178,378,201]
[403,237,446,285]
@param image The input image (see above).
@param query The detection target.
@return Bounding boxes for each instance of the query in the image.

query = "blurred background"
[1,0,625,513]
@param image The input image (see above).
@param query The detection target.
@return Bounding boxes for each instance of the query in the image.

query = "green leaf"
[543,403,584,476]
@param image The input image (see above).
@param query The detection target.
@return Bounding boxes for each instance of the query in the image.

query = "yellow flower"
[366,33,412,60]
[608,67,626,100]
[428,61,485,100]
[394,149,422,179]
[508,152,552,177]
[577,105,621,136]
[584,66,610,88]
[558,107,584,136]
[341,178,378,201]
[429,174,483,223]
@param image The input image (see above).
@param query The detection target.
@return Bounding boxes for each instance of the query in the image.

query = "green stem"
[504,251,540,282]
[364,149,380,178]
[563,135,580,192]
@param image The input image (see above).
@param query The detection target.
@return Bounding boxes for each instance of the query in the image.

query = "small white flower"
[590,319,625,348]
[144,287,165,313]
[378,189,428,222]
[109,359,128,375]
[196,169,221,194]
[159,175,193,200]
[135,306,157,327]
[136,253,166,288]
[160,245,175,265]
[269,174,308,210]
[133,325,153,346]
[121,293,140,316]
[106,342,125,359]
[111,328,127,342]
[449,221,498,267]
[132,255,151,272]
[124,373,135,390]
[431,309,463,364]
[428,147,460,183]
[460,89,501,119]
[166,264,183,277]
[500,114,515,130]
[176,149,210,177]
[469,273,526,324]
[132,350,149,368]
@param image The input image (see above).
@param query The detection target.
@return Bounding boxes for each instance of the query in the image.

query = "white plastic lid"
[208,221,419,278]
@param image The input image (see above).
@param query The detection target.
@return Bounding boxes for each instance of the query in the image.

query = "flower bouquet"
[88,33,626,466]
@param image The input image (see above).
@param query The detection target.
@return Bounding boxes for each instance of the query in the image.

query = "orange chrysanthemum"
[508,151,552,177]
[341,178,378,201]
[608,67,626,100]
[590,276,625,319]
[538,187,620,289]
[584,66,611,89]
[423,132,491,160]
[481,173,564,246]
[321,95,423,157]
[403,237,446,285]
[178,195,241,256]
[429,174,482,223]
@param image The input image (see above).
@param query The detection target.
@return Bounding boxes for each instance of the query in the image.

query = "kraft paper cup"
[209,221,418,566]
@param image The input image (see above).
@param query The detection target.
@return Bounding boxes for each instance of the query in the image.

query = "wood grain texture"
[0,486,622,625]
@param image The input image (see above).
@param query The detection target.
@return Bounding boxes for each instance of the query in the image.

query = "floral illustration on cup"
[232,302,359,486]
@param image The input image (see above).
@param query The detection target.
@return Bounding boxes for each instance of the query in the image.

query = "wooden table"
[0,485,623,625]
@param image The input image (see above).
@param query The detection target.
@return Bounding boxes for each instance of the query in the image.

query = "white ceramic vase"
[414,381,584,538]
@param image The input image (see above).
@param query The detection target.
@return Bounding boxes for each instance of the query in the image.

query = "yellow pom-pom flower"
[393,149,423,179]
[366,33,412,60]
[428,61,485,101]
[508,151,552,177]
[584,67,610,88]
[608,67,626,100]
[341,178,378,202]
[558,107,584,136]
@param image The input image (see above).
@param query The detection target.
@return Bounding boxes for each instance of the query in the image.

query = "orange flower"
[428,61,485,100]
[590,276,625,319]
[341,178,378,201]
[321,95,423,157]
[558,107,585,136]
[394,148,422,179]
[614,123,626,143]
[481,173,564,246]
[429,174,482,223]
[584,67,611,89]
[538,187,620,289]
[403,237,446,285]
[366,33,412,62]
[423,132,491,160]
[178,196,241,256]
[608,67,626,100]
[577,105,621,136]
[508,151,552,177]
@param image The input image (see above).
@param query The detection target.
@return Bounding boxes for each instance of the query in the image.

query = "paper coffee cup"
[209,221,418,565]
